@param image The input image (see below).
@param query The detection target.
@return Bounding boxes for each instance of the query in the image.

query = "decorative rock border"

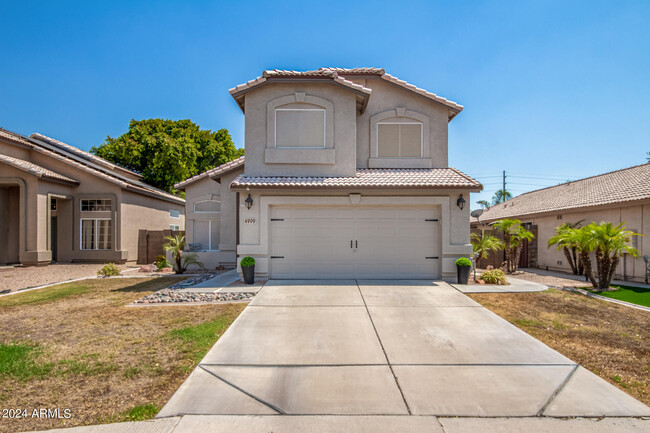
[134,289,255,304]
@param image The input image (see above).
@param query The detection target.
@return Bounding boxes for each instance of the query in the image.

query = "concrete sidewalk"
[30,415,649,433]
[177,269,265,294]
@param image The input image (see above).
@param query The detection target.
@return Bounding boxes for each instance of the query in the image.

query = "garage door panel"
[270,206,440,279]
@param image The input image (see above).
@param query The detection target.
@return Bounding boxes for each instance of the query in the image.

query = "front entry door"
[51,216,58,262]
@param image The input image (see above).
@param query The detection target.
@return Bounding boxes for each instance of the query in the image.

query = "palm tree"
[163,233,186,274]
[471,233,504,268]
[492,189,512,205]
[492,218,534,273]
[590,222,640,291]
[163,234,204,274]
[548,221,583,275]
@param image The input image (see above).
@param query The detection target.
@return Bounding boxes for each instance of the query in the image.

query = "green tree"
[492,218,534,273]
[471,232,504,267]
[491,189,512,205]
[547,221,584,275]
[91,119,243,194]
[476,200,491,210]
[163,234,203,274]
[590,222,640,290]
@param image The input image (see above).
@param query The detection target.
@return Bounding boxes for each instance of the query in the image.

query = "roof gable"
[229,67,463,120]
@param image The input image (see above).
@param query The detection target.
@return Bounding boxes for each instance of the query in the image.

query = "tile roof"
[0,128,184,204]
[476,163,650,223]
[230,168,482,190]
[174,156,245,190]
[229,67,463,118]
[0,153,79,185]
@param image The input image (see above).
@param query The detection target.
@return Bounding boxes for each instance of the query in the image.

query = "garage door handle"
[426,256,439,260]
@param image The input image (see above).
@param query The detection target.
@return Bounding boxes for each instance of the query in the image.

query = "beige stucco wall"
[479,202,649,282]
[235,188,473,282]
[182,167,242,268]
[243,83,358,177]
[120,190,185,263]
[348,78,450,169]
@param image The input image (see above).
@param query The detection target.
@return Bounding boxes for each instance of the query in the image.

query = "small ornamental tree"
[548,221,584,275]
[471,232,504,268]
[492,219,534,273]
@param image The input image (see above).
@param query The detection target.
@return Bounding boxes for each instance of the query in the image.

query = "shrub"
[154,255,171,271]
[480,269,508,285]
[240,256,255,267]
[455,257,472,267]
[97,263,120,277]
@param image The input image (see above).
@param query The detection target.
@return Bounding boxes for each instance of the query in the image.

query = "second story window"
[377,122,422,158]
[275,108,326,148]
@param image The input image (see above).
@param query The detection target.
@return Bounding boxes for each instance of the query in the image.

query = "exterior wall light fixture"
[457,194,466,210]
[245,194,254,210]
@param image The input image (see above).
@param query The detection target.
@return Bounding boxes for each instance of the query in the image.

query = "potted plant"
[455,257,472,284]
[240,256,256,284]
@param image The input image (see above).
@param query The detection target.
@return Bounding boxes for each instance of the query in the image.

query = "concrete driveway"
[158,280,649,418]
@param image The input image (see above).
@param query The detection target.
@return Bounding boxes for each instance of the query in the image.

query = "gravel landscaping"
[0,263,131,293]
[134,289,255,304]
[132,272,255,304]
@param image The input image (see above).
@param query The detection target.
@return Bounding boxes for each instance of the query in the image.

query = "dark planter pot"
[241,265,255,284]
[457,265,471,284]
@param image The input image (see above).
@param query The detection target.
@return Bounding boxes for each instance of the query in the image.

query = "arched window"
[194,200,220,213]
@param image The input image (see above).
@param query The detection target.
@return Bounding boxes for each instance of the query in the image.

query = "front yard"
[0,277,245,433]
[588,284,650,308]
[469,289,649,406]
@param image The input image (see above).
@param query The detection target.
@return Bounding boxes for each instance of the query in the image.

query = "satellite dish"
[470,209,484,218]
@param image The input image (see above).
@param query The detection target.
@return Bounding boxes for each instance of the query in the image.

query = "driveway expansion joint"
[198,365,286,415]
[355,279,412,415]
[537,364,579,416]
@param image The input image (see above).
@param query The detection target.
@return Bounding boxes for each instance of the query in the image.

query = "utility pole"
[502,170,506,202]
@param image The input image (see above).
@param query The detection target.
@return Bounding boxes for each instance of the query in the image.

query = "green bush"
[240,256,255,267]
[455,257,472,267]
[97,263,120,277]
[480,269,508,285]
[154,254,171,271]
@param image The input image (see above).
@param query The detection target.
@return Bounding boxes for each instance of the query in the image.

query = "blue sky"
[1,1,649,207]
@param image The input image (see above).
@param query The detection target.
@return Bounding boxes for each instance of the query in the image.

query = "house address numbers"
[244,218,256,224]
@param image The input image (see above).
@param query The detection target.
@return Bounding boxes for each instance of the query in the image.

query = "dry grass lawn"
[469,289,650,406]
[0,277,246,433]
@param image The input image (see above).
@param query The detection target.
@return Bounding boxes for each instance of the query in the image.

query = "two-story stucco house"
[175,68,482,281]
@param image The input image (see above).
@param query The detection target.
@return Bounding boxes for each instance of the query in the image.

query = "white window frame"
[170,224,181,231]
[192,219,219,251]
[274,108,327,149]
[376,121,424,158]
[80,218,112,250]
[80,199,112,212]
[193,199,221,213]
[169,210,180,219]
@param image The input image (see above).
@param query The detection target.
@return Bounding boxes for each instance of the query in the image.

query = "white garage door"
[269,206,441,279]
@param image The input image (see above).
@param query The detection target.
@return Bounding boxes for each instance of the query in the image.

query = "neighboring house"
[176,67,482,281]
[472,163,650,282]
[0,128,185,266]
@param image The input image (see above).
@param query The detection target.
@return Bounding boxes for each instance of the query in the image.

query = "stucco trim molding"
[369,108,432,167]
[266,93,335,150]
